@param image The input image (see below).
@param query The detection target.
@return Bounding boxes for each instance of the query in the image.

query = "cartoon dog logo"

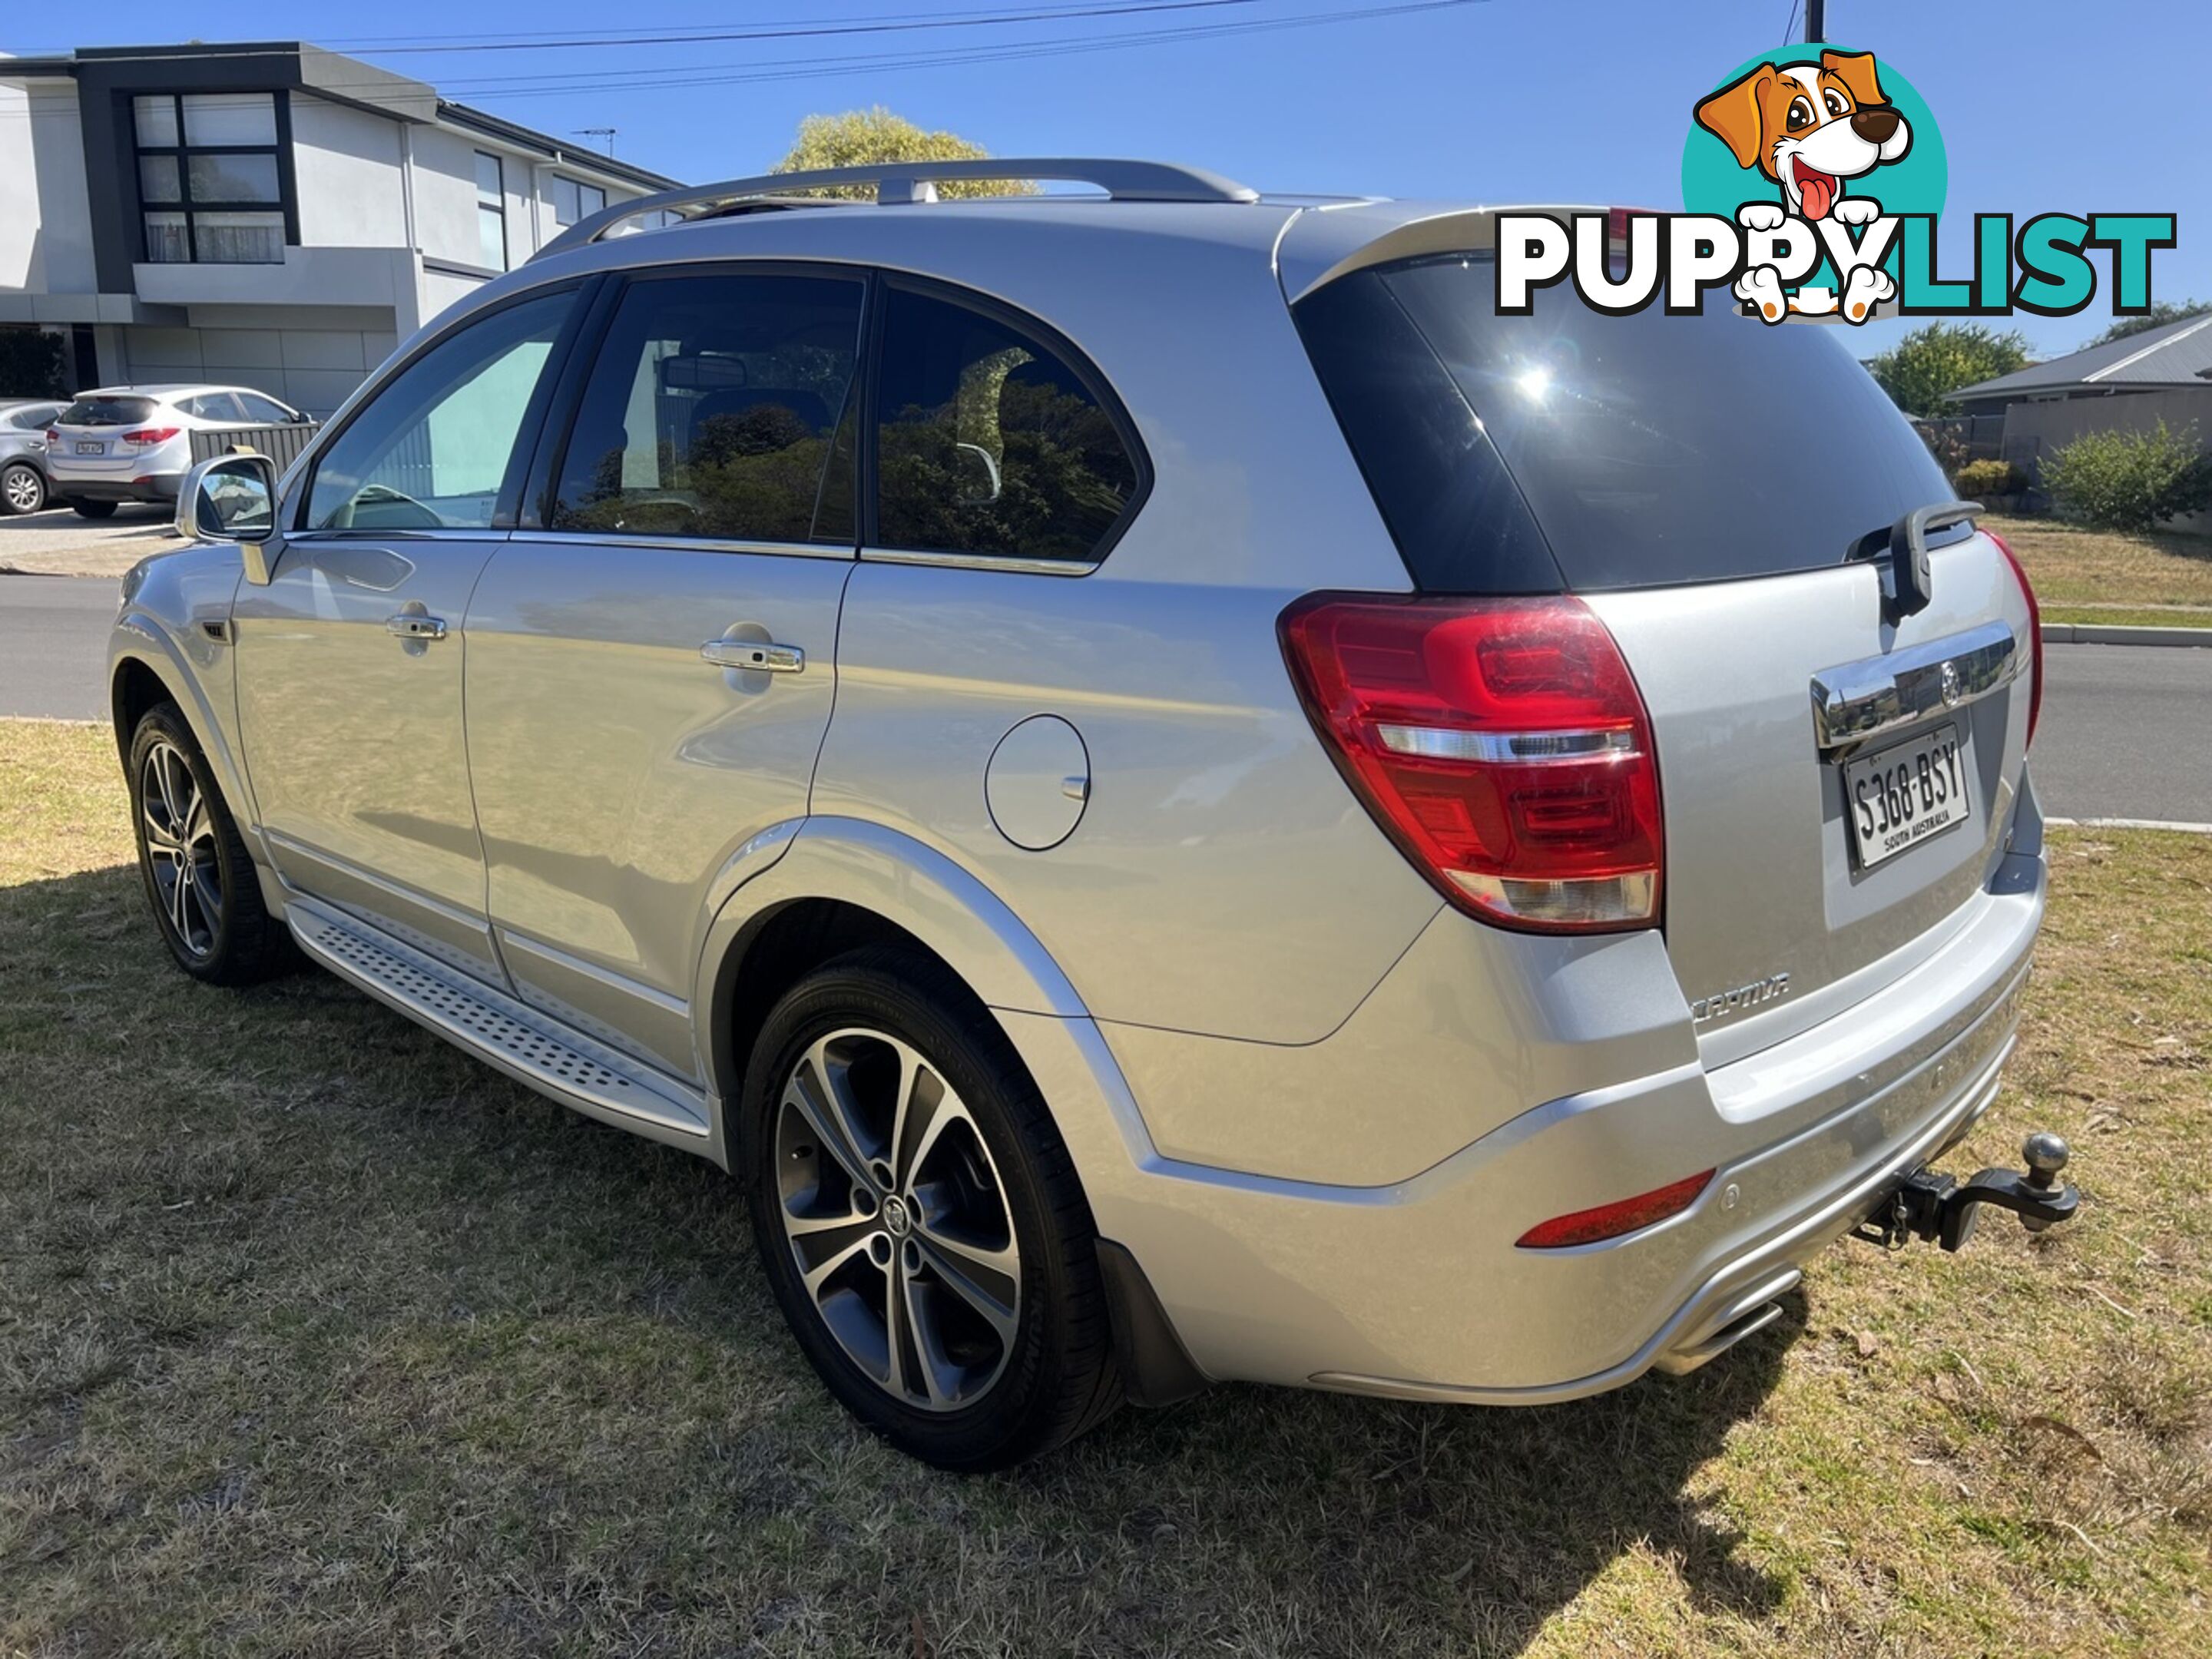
[1694,49,1912,222]
[1693,48,1913,322]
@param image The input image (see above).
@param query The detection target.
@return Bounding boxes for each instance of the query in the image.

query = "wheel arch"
[695,817,1091,1122]
[109,621,253,826]
[694,819,1208,1407]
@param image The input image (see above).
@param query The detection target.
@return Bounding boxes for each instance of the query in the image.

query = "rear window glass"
[1295,256,1957,592]
[61,396,158,428]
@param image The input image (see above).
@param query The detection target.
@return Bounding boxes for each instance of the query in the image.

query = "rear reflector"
[1987,531,2041,750]
[1516,1170,1714,1249]
[1278,594,1664,932]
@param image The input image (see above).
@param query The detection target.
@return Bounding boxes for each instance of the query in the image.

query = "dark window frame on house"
[547,174,608,231]
[475,151,508,272]
[132,90,300,266]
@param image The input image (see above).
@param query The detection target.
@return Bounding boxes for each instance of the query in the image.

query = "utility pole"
[1806,0,1825,41]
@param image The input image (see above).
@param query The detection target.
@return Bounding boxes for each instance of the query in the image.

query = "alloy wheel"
[773,1027,1022,1412]
[140,738,223,959]
[2,465,41,515]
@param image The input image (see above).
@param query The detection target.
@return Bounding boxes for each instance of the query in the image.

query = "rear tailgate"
[1587,542,2030,1061]
[1290,241,2035,1059]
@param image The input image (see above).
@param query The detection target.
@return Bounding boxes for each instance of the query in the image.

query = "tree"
[772,108,1034,200]
[2079,300,2210,349]
[1866,323,2032,416]
[2041,420,2212,533]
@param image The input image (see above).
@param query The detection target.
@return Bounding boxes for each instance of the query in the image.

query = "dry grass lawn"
[1984,513,2212,628]
[2,718,2208,1656]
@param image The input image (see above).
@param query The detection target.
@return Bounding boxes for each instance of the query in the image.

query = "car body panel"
[113,186,2053,1410]
[810,561,1442,1045]
[230,530,506,979]
[465,536,855,1080]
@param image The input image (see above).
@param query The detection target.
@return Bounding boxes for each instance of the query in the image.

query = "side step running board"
[287,896,710,1139]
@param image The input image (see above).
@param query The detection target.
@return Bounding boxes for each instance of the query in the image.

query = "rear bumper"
[1059,836,2047,1399]
[50,472,183,503]
[1315,977,2022,1402]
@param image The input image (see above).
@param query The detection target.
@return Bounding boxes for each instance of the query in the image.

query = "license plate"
[74,441,104,455]
[1845,722,1970,869]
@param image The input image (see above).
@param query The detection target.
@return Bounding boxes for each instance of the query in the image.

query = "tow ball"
[1853,1133,2079,1253]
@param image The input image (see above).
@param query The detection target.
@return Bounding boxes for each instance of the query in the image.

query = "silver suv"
[111,160,2072,1469]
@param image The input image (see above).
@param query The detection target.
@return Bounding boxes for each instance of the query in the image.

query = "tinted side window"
[874,286,1137,562]
[237,392,295,423]
[306,290,574,531]
[187,392,247,422]
[551,272,864,544]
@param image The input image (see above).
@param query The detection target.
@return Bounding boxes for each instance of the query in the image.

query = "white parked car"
[45,384,306,518]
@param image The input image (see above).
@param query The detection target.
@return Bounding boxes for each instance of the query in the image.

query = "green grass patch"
[3,720,2209,1655]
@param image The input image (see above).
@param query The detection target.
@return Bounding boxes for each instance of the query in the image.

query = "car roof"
[72,383,273,400]
[527,190,1588,310]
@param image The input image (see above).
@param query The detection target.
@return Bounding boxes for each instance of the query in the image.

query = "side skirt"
[286,894,720,1154]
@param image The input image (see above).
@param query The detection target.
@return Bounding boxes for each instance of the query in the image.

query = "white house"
[0,42,680,415]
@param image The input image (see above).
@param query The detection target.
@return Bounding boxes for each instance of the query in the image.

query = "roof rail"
[536,157,1260,261]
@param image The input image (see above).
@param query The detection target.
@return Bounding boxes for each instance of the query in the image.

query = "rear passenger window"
[551,272,864,544]
[873,286,1138,563]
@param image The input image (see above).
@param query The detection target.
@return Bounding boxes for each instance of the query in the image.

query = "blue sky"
[23,0,2208,357]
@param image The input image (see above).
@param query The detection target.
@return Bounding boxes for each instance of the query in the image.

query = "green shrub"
[0,327,68,400]
[2041,420,2212,532]
[1952,459,2027,498]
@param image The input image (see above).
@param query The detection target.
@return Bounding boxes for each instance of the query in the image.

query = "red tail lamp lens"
[1279,594,1664,933]
[1515,1170,1715,1250]
[1987,530,2041,750]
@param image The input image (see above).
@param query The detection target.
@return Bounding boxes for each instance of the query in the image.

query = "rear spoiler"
[1276,202,1634,306]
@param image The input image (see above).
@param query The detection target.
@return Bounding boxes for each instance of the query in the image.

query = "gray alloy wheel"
[2,462,44,515]
[773,1026,1022,1412]
[138,735,224,959]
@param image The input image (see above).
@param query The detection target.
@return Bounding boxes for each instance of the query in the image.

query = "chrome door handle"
[386,614,449,641]
[700,639,804,674]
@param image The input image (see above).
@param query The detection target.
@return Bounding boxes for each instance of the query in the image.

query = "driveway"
[0,502,182,578]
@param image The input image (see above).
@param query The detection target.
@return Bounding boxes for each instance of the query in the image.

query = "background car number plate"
[75,442,104,455]
[1846,722,1969,869]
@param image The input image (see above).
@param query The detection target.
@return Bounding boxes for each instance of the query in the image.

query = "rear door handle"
[700,639,804,674]
[385,614,449,641]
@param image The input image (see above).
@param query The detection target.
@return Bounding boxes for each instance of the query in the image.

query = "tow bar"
[1853,1133,2079,1253]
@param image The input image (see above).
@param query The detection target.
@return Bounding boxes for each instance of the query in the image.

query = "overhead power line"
[13,0,1281,65]
[431,0,1491,99]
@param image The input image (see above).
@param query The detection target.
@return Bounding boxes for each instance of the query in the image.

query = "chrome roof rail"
[536,157,1260,261]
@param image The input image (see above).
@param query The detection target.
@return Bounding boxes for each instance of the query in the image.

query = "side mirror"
[177,452,280,584]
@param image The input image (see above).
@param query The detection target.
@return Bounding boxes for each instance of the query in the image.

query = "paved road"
[3,575,2208,821]
[1,574,117,720]
[2036,642,2212,826]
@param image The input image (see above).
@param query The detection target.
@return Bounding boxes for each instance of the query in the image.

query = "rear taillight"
[1988,531,2041,750]
[1515,1169,1714,1249]
[121,427,180,445]
[1279,594,1664,933]
[44,428,59,444]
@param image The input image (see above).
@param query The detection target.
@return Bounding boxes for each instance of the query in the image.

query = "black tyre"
[69,497,118,519]
[2,462,45,516]
[127,702,296,985]
[740,948,1122,1469]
